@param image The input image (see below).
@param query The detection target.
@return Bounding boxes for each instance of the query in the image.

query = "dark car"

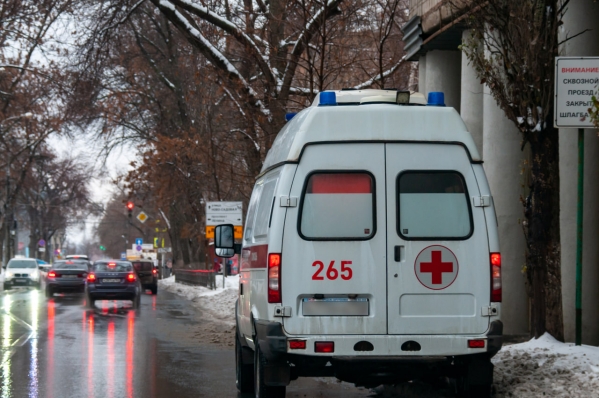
[131,260,158,295]
[85,260,141,309]
[45,260,89,297]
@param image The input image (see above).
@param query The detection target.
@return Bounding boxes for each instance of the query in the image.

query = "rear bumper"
[87,285,138,300]
[256,320,503,359]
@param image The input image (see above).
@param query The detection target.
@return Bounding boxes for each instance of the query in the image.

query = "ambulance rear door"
[385,143,490,335]
[281,143,387,335]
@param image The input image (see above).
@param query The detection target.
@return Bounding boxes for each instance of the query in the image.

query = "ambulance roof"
[261,90,481,175]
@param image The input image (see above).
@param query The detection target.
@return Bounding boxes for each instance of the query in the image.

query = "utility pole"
[3,163,9,266]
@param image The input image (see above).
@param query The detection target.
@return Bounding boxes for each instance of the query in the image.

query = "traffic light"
[126,201,134,217]
[99,245,106,251]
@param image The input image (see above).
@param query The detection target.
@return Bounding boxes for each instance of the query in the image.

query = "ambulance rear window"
[299,172,375,240]
[397,171,472,239]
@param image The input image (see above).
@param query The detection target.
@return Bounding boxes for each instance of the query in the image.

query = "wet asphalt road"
[0,281,377,398]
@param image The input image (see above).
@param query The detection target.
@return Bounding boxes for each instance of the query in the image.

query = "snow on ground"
[159,274,239,347]
[491,333,599,397]
[159,276,599,396]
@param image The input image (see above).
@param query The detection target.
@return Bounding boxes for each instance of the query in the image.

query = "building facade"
[404,0,599,343]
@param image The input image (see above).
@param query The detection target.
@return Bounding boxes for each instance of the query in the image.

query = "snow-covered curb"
[492,333,599,397]
[159,274,239,326]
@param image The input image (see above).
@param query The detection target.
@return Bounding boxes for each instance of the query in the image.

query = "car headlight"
[5,272,13,278]
[31,273,39,280]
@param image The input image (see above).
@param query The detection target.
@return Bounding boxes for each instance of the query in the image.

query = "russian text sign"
[555,57,599,128]
[206,202,243,226]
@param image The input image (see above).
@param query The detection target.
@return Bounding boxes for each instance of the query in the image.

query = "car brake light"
[268,253,281,303]
[152,268,157,275]
[87,273,96,282]
[491,253,501,302]
[289,340,306,349]
[108,262,116,268]
[127,273,136,282]
[315,342,334,353]
[48,271,57,278]
[468,339,486,348]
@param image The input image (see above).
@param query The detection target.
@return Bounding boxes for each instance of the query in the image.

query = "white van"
[215,89,502,398]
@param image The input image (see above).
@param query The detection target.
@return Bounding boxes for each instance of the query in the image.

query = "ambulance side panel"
[238,165,296,342]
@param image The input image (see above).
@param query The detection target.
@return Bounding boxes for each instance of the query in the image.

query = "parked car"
[46,260,89,297]
[3,258,41,290]
[131,259,158,294]
[85,260,141,309]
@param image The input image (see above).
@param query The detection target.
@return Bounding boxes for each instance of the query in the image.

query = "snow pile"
[163,274,239,323]
[492,333,599,397]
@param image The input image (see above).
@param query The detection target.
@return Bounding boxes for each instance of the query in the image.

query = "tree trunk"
[526,121,564,340]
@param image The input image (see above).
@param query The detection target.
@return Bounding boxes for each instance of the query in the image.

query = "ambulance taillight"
[268,253,281,303]
[491,253,502,302]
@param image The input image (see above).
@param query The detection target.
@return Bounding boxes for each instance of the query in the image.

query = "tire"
[3,283,10,291]
[455,357,493,398]
[151,284,157,295]
[45,286,53,298]
[86,294,95,309]
[35,280,41,290]
[235,330,254,393]
[133,294,140,309]
[254,343,286,398]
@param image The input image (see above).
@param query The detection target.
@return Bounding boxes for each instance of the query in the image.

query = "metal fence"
[174,269,216,289]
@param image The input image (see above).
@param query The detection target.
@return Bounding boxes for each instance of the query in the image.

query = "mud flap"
[255,320,291,386]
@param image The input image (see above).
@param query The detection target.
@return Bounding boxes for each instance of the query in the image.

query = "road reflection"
[1,294,12,398]
[29,293,39,398]
[47,298,54,398]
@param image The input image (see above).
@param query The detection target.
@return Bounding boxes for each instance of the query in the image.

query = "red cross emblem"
[420,251,453,284]
[414,245,459,290]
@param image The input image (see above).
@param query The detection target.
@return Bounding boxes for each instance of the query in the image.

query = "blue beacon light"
[427,92,446,106]
[319,91,337,106]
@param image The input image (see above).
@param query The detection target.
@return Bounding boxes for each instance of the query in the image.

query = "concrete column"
[418,55,427,93]
[460,30,484,157]
[420,50,462,111]
[483,87,529,336]
[559,1,599,345]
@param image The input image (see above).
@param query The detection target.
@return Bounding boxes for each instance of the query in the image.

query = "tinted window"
[253,179,277,239]
[7,260,37,268]
[398,171,472,239]
[244,183,263,241]
[93,262,132,272]
[132,262,153,271]
[300,172,375,240]
[53,261,88,270]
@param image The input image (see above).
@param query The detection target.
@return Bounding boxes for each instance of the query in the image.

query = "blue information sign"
[135,238,143,246]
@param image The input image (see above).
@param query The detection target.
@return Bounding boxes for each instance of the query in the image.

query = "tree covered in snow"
[456,0,573,340]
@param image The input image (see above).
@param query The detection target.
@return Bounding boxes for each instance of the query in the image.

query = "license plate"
[15,279,26,283]
[102,279,120,283]
[63,275,77,278]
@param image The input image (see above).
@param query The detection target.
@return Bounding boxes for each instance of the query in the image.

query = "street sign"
[157,247,172,253]
[38,239,45,247]
[206,201,243,226]
[136,245,142,252]
[142,243,154,250]
[137,211,148,223]
[135,238,143,246]
[18,242,24,250]
[38,247,46,253]
[120,252,126,260]
[554,57,599,128]
[205,225,243,239]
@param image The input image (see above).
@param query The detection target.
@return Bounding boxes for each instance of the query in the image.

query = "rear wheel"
[45,286,53,298]
[86,294,95,309]
[254,343,286,398]
[133,294,140,309]
[235,331,254,393]
[455,357,493,398]
[151,284,157,295]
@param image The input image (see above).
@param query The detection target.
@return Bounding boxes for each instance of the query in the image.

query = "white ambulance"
[214,89,502,398]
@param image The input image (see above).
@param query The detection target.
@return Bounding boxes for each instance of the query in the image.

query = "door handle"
[394,246,405,262]
[240,283,244,295]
